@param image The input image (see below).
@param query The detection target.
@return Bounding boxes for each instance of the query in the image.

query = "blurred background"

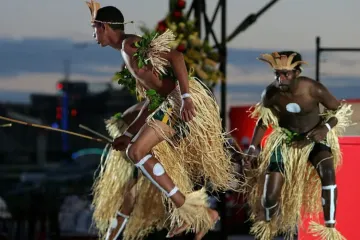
[0,0,359,239]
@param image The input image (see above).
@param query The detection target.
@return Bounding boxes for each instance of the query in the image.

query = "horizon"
[0,0,359,105]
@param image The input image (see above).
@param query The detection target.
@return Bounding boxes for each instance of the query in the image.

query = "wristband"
[181,93,191,99]
[123,131,134,138]
[325,123,331,131]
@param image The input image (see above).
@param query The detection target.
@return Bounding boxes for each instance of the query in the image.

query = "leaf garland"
[111,67,137,95]
[133,31,159,69]
[145,89,165,111]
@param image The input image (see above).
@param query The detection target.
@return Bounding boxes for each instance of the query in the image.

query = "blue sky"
[0,0,359,105]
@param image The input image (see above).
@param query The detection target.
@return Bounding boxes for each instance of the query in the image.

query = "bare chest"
[273,94,317,115]
[121,49,162,90]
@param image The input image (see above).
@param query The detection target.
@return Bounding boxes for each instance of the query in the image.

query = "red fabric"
[299,136,360,239]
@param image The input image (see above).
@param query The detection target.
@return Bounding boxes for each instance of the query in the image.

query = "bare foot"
[194,208,219,240]
[166,208,219,239]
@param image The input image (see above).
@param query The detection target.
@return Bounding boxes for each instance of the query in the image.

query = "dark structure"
[184,0,279,238]
[315,36,360,82]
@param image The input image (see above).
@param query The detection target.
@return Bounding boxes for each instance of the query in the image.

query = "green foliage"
[112,67,136,95]
[133,31,159,69]
[146,89,165,111]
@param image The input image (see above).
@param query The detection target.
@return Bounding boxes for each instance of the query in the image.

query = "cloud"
[0,37,360,105]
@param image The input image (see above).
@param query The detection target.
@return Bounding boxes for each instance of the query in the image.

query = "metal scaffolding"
[316,36,360,82]
[184,0,280,237]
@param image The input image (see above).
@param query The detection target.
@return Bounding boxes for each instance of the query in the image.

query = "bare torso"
[120,35,177,97]
[263,77,322,133]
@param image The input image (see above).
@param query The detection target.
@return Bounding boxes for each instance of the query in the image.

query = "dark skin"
[93,22,217,239]
[244,69,340,228]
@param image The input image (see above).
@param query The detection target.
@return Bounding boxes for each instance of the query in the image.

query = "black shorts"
[268,142,332,173]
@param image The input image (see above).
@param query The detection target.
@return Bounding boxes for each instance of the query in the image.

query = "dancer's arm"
[310,80,340,128]
[307,80,341,142]
[162,50,196,122]
[249,119,268,149]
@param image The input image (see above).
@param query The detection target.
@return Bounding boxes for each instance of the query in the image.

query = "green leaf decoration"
[112,67,137,96]
[113,112,123,119]
[132,31,161,70]
[145,89,165,111]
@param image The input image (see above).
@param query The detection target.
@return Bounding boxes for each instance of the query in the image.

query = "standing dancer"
[243,51,352,239]
[85,1,238,239]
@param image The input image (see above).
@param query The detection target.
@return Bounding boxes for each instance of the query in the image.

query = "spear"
[0,115,109,143]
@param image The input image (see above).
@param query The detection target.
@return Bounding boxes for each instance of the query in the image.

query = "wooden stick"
[0,115,105,143]
[79,124,113,143]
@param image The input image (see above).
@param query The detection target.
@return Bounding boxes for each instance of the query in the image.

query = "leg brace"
[105,211,129,240]
[126,133,179,198]
[322,184,337,225]
[261,174,278,222]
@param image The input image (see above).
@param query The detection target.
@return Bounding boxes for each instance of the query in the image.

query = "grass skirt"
[92,117,166,240]
[92,77,240,238]
[244,102,353,239]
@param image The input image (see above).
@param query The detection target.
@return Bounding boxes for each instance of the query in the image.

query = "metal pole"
[315,36,320,82]
[219,0,227,239]
[194,0,202,37]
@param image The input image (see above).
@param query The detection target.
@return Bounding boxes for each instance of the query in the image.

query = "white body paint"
[120,40,139,80]
[261,174,279,221]
[105,211,129,240]
[322,185,337,224]
[286,103,301,113]
[153,163,165,176]
[133,154,179,197]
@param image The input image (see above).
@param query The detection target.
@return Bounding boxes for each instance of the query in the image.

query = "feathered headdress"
[86,0,101,23]
[257,52,308,71]
[85,0,134,25]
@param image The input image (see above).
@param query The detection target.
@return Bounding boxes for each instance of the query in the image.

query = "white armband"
[181,93,191,99]
[325,123,332,131]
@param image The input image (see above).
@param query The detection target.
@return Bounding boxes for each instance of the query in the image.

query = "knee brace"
[134,154,179,197]
[105,211,129,240]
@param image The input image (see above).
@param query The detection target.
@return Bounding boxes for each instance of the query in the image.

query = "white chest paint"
[286,103,301,113]
[121,49,136,74]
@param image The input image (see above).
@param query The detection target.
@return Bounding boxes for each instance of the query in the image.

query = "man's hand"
[242,147,259,170]
[181,98,196,122]
[306,125,329,143]
[112,135,131,151]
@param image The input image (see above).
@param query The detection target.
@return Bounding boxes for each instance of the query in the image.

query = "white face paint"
[286,103,301,113]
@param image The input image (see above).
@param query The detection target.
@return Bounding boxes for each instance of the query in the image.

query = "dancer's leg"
[126,121,218,239]
[105,177,138,240]
[260,172,284,222]
[309,144,336,228]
